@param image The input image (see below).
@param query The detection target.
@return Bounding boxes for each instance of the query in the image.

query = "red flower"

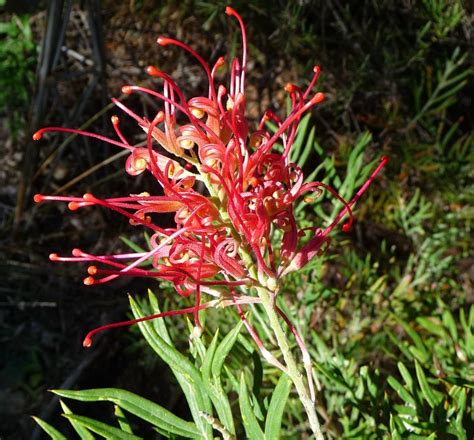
[34,6,387,350]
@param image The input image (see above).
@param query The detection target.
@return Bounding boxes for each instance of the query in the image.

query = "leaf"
[212,319,244,379]
[130,294,197,378]
[201,329,220,382]
[264,374,292,438]
[52,388,201,438]
[202,321,244,435]
[360,365,378,400]
[393,315,430,363]
[387,376,416,406]
[119,236,147,254]
[442,310,458,342]
[201,329,234,434]
[314,362,351,391]
[63,414,142,439]
[32,417,67,440]
[397,362,414,394]
[129,294,213,438]
[59,400,94,440]
[443,376,474,388]
[239,373,265,440]
[415,360,442,408]
[114,405,133,434]
[416,317,446,338]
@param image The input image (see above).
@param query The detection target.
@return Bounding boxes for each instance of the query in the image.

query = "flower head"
[34,7,387,347]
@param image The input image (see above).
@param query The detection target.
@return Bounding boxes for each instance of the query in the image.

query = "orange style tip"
[49,253,59,261]
[311,92,325,104]
[155,111,165,122]
[157,36,170,46]
[83,276,95,286]
[225,6,236,15]
[32,131,43,141]
[83,337,92,348]
[33,194,44,203]
[72,248,82,256]
[146,65,160,76]
[87,266,97,275]
[68,201,80,211]
[83,193,94,201]
[381,155,389,164]
[313,65,320,73]
[215,56,225,67]
[111,115,119,125]
[121,85,133,95]
[342,223,351,233]
[284,83,296,93]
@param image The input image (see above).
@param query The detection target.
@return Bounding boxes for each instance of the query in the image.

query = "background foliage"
[1,0,472,438]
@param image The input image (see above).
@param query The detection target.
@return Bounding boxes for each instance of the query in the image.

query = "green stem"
[256,286,324,440]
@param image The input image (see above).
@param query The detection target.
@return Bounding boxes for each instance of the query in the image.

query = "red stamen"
[157,36,216,100]
[31,127,133,151]
[83,276,95,286]
[83,303,207,347]
[225,6,248,93]
[146,65,160,76]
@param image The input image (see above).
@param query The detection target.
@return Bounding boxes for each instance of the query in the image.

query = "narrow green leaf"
[264,374,292,438]
[416,317,447,338]
[415,360,441,408]
[290,113,310,163]
[387,376,416,406]
[119,236,147,254]
[298,125,315,167]
[205,320,244,435]
[201,329,220,381]
[212,320,244,379]
[52,388,201,438]
[200,329,235,435]
[386,329,414,361]
[409,346,431,364]
[145,290,174,345]
[393,315,430,363]
[442,310,458,342]
[59,400,94,440]
[129,295,212,439]
[32,417,67,440]
[63,414,142,439]
[443,376,474,388]
[239,373,265,440]
[129,295,199,379]
[314,362,351,391]
[397,362,414,394]
[454,388,467,440]
[114,405,133,434]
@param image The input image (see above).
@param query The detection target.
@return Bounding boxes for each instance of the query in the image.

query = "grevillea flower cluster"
[34,7,387,358]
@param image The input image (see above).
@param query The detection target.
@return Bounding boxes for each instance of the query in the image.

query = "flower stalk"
[257,285,324,439]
